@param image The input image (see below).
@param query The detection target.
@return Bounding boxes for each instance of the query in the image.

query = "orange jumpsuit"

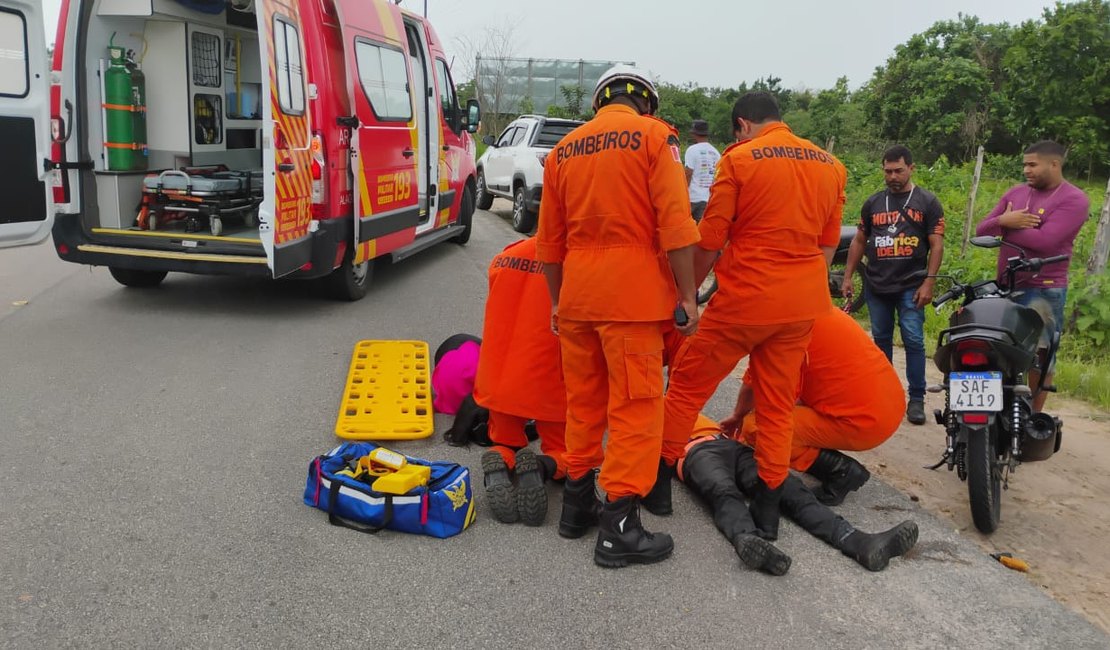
[663,123,846,489]
[738,308,906,471]
[536,104,699,500]
[473,237,567,476]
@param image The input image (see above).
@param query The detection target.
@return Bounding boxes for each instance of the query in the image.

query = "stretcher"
[335,340,435,441]
[136,168,263,237]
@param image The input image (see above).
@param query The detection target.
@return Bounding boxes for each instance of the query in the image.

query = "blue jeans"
[1014,287,1067,372]
[865,287,926,401]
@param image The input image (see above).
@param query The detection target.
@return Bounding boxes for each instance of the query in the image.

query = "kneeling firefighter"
[473,237,568,527]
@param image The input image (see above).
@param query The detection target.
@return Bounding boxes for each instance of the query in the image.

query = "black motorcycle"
[697,226,865,311]
[926,235,1068,533]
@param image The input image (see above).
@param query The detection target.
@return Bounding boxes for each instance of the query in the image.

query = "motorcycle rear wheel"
[967,425,1002,533]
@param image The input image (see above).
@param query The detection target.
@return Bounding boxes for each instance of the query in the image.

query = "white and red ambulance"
[0,0,480,300]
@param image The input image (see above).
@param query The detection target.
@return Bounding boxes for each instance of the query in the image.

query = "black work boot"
[805,449,871,506]
[515,448,548,527]
[733,533,792,576]
[594,496,674,568]
[838,520,919,571]
[558,470,600,539]
[906,400,926,425]
[749,478,784,541]
[481,450,518,524]
[641,459,676,516]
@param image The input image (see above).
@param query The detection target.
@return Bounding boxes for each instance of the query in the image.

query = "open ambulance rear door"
[0,0,54,249]
[259,0,314,278]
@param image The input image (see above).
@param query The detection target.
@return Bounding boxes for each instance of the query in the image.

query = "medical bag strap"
[326,480,393,534]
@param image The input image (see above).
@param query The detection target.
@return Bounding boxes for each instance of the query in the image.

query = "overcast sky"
[42,0,1056,90]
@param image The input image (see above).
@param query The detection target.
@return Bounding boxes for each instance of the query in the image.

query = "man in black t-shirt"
[842,146,945,425]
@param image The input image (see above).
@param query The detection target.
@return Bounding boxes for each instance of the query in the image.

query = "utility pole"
[962,146,985,254]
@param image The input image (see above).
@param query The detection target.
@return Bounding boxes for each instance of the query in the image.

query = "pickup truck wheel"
[512,186,537,233]
[452,184,475,245]
[475,170,494,210]
[322,245,372,301]
[109,267,167,288]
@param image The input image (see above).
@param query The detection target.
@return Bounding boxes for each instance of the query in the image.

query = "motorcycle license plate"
[950,371,1003,412]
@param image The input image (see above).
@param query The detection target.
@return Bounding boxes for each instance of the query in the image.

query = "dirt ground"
[850,354,1110,634]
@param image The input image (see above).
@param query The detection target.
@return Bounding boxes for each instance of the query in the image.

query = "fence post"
[962,145,985,254]
[1087,177,1110,275]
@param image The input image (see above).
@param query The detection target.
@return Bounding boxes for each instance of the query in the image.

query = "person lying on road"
[679,415,919,576]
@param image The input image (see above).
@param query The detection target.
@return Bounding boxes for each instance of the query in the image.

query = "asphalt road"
[1,209,1106,649]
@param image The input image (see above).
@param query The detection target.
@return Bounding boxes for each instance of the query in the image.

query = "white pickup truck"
[475,115,583,232]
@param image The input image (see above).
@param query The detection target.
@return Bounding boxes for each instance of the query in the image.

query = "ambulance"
[0,0,480,300]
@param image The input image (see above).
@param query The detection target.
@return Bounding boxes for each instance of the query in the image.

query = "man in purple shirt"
[975,140,1090,411]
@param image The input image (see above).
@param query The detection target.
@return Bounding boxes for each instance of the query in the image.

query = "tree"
[750,75,795,113]
[866,15,1014,163]
[1001,0,1110,177]
[455,79,476,105]
[452,20,521,136]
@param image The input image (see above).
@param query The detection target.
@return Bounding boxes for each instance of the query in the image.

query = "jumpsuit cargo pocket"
[623,337,664,400]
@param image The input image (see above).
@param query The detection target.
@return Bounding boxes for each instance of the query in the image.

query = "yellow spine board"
[335,340,435,440]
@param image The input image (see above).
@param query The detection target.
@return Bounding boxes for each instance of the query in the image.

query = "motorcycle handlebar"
[932,287,960,308]
[1009,254,1070,273]
[936,254,1069,308]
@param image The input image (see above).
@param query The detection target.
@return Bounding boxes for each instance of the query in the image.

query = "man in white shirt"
[684,119,721,222]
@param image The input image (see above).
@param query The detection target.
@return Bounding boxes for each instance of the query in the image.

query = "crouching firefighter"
[721,307,905,506]
[679,416,919,575]
[537,64,700,568]
[472,237,568,526]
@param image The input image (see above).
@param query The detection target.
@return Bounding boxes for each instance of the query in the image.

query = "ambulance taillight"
[310,132,326,217]
[50,108,67,203]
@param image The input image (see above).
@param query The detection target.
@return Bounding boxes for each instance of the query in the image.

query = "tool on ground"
[991,552,1030,572]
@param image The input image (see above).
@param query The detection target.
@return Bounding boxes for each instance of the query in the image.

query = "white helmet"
[592,64,659,114]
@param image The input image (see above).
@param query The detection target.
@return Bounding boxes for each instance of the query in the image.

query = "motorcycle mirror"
[969,236,1002,249]
[999,239,1029,257]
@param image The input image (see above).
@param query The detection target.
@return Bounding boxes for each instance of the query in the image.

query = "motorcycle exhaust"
[1021,412,1060,462]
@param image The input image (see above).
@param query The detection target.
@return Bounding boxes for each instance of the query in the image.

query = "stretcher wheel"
[148,214,158,231]
[244,209,257,228]
[210,217,223,237]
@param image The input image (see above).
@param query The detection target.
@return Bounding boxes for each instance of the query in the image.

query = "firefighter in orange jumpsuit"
[474,237,568,527]
[537,64,700,568]
[717,308,906,506]
[659,91,847,540]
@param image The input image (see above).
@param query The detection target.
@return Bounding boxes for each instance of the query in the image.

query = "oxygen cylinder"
[104,44,135,170]
[126,50,148,170]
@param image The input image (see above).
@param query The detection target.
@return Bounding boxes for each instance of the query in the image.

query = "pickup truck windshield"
[532,123,579,149]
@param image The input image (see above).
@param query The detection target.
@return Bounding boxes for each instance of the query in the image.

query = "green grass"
[1053,359,1110,410]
